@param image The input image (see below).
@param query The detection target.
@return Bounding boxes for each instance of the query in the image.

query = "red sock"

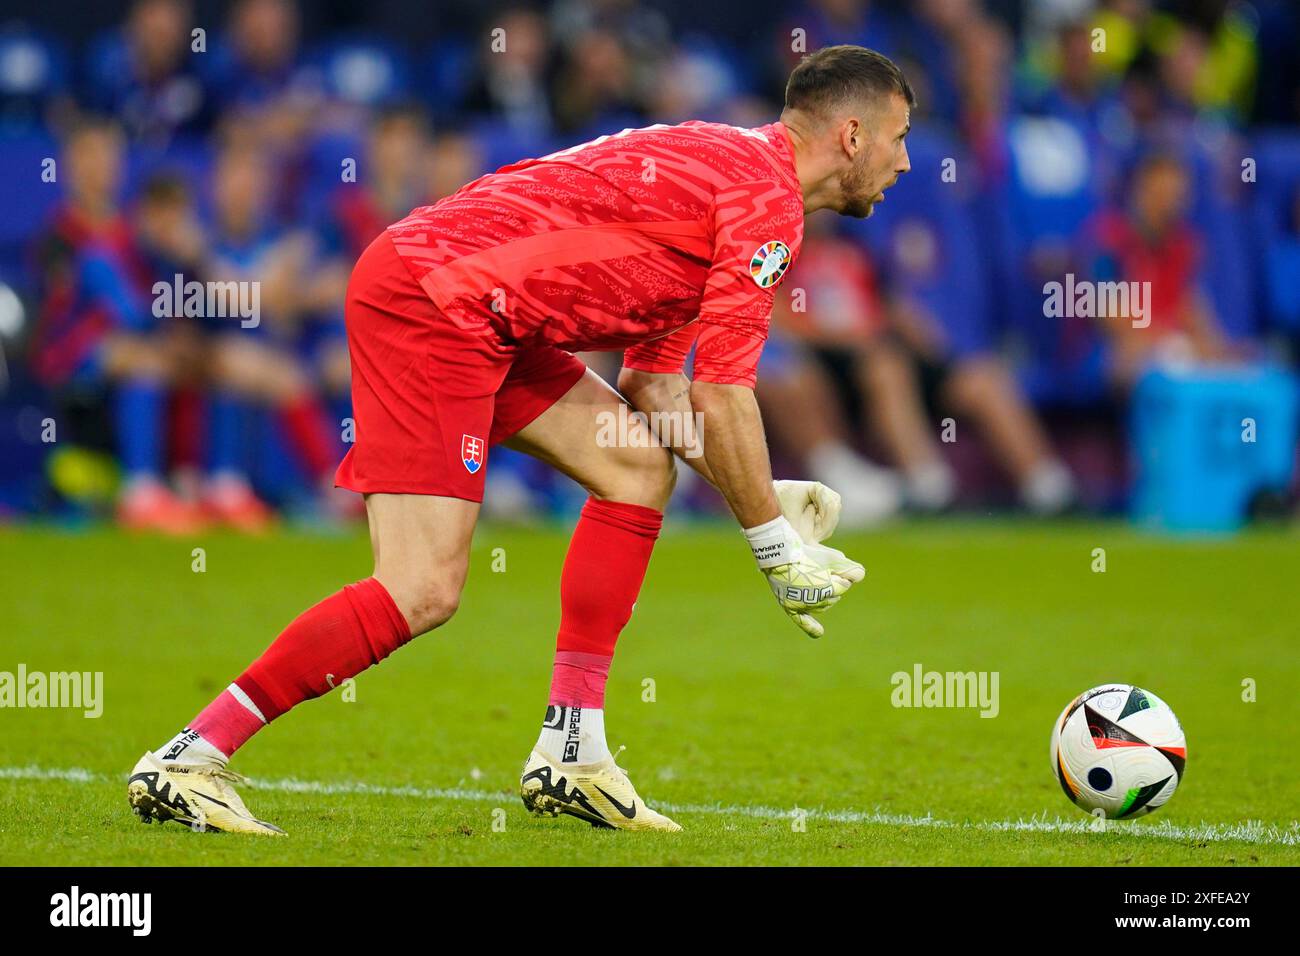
[190,577,411,756]
[279,394,337,481]
[548,498,662,708]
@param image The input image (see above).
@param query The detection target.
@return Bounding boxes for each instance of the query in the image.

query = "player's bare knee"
[945,360,1000,411]
[606,444,675,509]
[407,584,460,636]
[862,346,910,390]
[381,576,461,636]
[656,451,678,505]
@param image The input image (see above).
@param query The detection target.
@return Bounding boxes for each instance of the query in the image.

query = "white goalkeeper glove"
[774,479,842,544]
[743,514,865,638]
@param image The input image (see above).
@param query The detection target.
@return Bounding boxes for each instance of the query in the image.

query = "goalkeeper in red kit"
[128,45,914,833]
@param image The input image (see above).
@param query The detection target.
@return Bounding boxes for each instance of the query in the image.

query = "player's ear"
[840,118,859,159]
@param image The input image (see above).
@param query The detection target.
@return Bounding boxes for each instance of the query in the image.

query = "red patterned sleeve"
[622,321,701,374]
[692,179,803,388]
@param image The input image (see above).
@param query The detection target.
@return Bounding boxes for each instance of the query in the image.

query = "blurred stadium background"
[1,0,1299,534]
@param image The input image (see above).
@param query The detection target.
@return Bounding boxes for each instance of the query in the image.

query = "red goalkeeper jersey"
[387,120,804,387]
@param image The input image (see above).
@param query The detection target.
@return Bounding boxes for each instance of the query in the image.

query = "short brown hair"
[139,172,191,207]
[784,45,916,117]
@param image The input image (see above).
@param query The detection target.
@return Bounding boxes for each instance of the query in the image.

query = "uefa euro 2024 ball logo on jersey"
[749,241,792,289]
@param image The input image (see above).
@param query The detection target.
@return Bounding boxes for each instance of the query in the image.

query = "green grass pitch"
[0,520,1296,866]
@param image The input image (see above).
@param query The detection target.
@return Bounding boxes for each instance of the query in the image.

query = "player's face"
[839,94,911,219]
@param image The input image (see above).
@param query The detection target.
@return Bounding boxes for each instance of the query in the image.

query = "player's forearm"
[689,380,780,527]
[617,367,717,485]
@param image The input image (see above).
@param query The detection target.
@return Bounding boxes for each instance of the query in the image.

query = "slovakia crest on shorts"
[749,240,792,289]
[461,434,484,474]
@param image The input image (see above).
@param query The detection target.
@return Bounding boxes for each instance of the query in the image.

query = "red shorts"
[334,231,586,501]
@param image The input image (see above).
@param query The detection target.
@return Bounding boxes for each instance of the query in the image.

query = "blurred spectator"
[757,342,904,525]
[878,300,1078,514]
[84,0,215,145]
[205,0,323,152]
[1086,0,1153,80]
[550,28,641,134]
[424,129,487,201]
[30,121,206,531]
[549,0,674,110]
[761,216,902,524]
[774,214,1076,514]
[1024,18,1110,121]
[775,0,903,73]
[953,14,1014,186]
[461,7,554,142]
[645,42,742,124]
[550,0,672,58]
[1147,4,1257,121]
[323,104,431,261]
[314,105,435,400]
[4,0,1300,527]
[907,0,987,127]
[1086,152,1234,387]
[201,141,353,527]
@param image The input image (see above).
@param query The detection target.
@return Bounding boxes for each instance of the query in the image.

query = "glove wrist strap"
[743,515,804,568]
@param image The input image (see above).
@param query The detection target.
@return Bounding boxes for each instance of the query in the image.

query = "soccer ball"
[1050,684,1186,819]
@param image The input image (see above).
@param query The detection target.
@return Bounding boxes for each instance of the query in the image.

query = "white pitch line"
[4,764,1298,847]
